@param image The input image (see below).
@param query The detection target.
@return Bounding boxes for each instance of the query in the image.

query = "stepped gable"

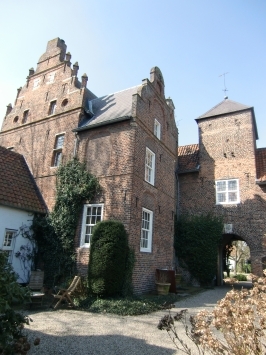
[177,144,199,173]
[0,146,47,213]
[75,85,140,131]
[256,148,266,183]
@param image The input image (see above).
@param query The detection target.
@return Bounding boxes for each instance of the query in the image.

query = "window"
[215,179,240,204]
[22,110,29,124]
[47,72,55,83]
[52,134,65,167]
[48,100,57,115]
[33,78,40,89]
[140,208,153,252]
[154,119,161,139]
[145,148,155,185]
[80,204,103,247]
[2,229,16,262]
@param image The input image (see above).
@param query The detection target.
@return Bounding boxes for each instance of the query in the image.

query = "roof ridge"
[89,85,140,102]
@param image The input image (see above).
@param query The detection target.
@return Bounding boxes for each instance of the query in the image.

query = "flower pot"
[156,282,171,295]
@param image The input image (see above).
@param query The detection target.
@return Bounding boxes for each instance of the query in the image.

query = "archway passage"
[217,234,251,286]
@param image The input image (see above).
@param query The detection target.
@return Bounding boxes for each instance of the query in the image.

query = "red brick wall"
[0,41,178,294]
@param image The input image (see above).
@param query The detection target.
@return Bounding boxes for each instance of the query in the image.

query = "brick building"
[177,98,266,284]
[0,38,178,293]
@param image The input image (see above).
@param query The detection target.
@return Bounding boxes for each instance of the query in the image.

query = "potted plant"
[155,269,171,295]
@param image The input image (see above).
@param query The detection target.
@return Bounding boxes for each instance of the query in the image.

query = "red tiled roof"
[0,146,47,213]
[177,144,200,173]
[256,148,266,182]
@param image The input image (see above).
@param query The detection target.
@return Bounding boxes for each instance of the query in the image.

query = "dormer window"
[22,110,29,124]
[49,100,57,115]
[154,119,161,140]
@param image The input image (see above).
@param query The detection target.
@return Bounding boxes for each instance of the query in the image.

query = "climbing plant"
[32,158,100,287]
[174,214,223,286]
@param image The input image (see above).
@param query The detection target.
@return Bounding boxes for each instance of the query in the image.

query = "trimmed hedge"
[88,220,131,296]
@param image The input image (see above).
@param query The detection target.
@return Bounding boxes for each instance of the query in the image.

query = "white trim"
[80,204,104,247]
[145,147,155,185]
[140,208,153,252]
[215,179,240,205]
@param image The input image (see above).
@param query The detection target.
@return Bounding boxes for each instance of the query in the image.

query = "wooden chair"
[51,276,81,309]
[28,271,45,306]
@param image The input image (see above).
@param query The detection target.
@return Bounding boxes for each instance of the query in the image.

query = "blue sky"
[0,0,265,147]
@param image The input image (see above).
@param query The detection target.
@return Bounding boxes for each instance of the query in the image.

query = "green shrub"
[88,220,132,296]
[233,273,247,281]
[0,252,31,354]
[175,214,223,286]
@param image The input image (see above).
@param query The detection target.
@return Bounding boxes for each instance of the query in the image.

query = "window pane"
[217,193,226,203]
[217,181,226,191]
[56,135,64,149]
[228,180,237,191]
[228,192,237,202]
[82,205,102,245]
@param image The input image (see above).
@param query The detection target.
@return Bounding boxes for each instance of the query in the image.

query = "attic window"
[48,100,57,115]
[154,119,161,140]
[13,116,19,123]
[22,110,29,124]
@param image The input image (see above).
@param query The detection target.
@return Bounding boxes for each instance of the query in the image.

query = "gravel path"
[24,284,247,355]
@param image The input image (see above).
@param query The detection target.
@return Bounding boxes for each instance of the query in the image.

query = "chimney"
[65,52,71,62]
[29,67,35,76]
[81,73,88,88]
[72,62,79,76]
[6,103,12,116]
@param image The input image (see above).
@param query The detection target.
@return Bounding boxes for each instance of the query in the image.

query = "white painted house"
[0,146,47,283]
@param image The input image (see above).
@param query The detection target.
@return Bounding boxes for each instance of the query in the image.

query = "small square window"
[80,204,104,247]
[145,148,155,185]
[215,179,240,204]
[52,134,65,167]
[154,119,161,139]
[140,208,153,252]
[48,100,57,115]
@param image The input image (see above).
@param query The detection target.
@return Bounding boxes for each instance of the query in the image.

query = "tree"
[230,240,250,273]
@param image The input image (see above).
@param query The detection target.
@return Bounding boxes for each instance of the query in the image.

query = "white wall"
[0,205,34,283]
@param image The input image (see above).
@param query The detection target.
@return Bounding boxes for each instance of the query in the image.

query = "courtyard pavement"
[25,282,252,355]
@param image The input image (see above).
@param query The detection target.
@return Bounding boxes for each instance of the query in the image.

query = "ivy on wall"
[32,158,100,287]
[174,214,223,286]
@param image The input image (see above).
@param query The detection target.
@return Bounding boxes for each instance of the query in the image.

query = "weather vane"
[219,72,229,99]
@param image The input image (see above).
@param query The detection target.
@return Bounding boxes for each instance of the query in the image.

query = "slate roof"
[196,98,258,140]
[177,144,200,173]
[197,99,252,119]
[75,86,140,131]
[255,148,266,183]
[0,146,47,213]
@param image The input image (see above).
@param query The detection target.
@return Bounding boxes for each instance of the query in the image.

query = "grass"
[74,286,205,316]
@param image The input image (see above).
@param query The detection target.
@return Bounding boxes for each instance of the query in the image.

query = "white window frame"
[52,134,65,167]
[2,229,17,263]
[47,72,55,84]
[140,208,153,252]
[145,147,155,185]
[80,204,104,247]
[154,119,161,140]
[215,179,240,205]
